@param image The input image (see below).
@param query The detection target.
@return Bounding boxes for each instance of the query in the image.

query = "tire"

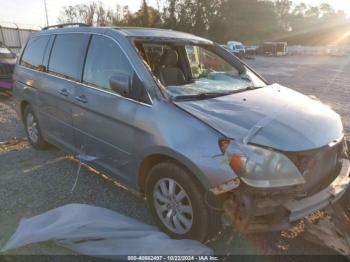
[339,188,350,218]
[23,105,49,150]
[145,161,211,242]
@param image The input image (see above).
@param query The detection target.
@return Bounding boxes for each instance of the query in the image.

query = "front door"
[73,34,142,183]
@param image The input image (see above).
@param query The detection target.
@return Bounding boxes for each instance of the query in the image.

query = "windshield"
[136,42,266,99]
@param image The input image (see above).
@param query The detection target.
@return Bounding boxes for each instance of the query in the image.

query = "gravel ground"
[0,55,349,257]
[0,91,25,141]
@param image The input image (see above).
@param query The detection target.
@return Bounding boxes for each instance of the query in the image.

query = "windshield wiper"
[173,92,231,101]
[173,86,265,101]
[242,85,264,91]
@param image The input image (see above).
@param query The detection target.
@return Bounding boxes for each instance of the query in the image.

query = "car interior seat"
[158,49,186,86]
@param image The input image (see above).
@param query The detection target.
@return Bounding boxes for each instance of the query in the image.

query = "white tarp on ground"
[1,204,212,258]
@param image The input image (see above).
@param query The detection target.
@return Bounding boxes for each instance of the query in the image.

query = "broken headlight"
[221,140,305,188]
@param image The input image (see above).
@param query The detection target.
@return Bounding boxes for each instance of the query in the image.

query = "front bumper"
[223,159,350,232]
[285,159,350,222]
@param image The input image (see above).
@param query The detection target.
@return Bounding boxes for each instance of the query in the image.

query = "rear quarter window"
[48,34,90,81]
[20,35,50,70]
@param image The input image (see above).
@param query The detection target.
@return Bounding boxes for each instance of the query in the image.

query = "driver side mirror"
[109,73,131,97]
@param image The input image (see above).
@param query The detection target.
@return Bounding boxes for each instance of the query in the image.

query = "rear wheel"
[23,105,49,150]
[145,161,211,242]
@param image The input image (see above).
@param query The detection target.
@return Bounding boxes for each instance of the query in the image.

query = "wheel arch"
[138,152,209,195]
[20,100,30,121]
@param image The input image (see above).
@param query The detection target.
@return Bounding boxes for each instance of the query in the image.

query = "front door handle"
[58,89,69,97]
[75,95,88,104]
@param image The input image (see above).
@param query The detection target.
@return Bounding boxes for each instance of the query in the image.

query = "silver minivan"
[13,24,350,241]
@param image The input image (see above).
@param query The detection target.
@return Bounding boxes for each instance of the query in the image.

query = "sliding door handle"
[75,95,88,104]
[58,89,69,96]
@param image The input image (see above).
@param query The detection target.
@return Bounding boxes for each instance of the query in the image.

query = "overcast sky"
[0,0,349,29]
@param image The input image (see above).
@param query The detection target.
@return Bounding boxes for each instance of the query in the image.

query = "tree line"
[58,0,350,45]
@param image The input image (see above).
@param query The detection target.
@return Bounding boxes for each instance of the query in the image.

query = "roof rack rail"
[42,23,90,31]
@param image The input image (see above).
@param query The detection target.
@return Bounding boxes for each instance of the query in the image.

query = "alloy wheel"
[26,112,39,144]
[153,178,193,234]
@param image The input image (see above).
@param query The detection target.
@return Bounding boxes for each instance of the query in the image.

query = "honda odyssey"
[13,24,350,241]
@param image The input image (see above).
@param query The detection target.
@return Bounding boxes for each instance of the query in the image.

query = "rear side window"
[48,34,90,81]
[21,35,50,70]
[83,35,133,91]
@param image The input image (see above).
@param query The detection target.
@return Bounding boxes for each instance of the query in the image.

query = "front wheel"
[145,161,211,242]
[339,188,350,218]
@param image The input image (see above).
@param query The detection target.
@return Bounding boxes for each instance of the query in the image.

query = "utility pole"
[44,0,49,26]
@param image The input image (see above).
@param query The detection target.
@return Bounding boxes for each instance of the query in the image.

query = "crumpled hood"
[175,84,343,151]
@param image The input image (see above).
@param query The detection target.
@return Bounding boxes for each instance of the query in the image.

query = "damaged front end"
[217,138,350,233]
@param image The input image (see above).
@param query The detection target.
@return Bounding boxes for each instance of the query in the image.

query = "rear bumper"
[223,159,350,232]
[0,79,13,90]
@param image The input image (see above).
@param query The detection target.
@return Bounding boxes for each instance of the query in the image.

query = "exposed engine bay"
[222,138,350,233]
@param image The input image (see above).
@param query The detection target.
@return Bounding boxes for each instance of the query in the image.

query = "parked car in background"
[0,43,16,91]
[220,44,238,56]
[245,45,258,56]
[13,24,350,242]
[227,41,245,58]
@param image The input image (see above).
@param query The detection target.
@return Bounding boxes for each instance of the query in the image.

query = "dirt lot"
[1,55,349,256]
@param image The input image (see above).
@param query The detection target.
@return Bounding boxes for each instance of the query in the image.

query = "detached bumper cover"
[285,159,350,222]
